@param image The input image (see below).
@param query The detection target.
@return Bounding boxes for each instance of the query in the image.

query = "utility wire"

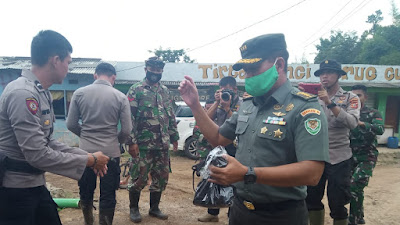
[117,0,307,72]
[187,0,307,53]
[302,0,355,45]
[303,0,374,48]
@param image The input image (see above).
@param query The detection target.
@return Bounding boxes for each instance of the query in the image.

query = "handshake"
[86,152,110,177]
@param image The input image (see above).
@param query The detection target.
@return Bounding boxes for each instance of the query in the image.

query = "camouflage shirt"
[350,106,384,148]
[126,79,179,150]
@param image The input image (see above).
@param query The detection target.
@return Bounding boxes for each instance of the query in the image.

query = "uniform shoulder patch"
[305,118,321,135]
[26,97,39,115]
[349,97,359,109]
[300,108,321,117]
[292,91,317,101]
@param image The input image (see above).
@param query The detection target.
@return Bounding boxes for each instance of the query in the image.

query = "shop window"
[50,90,75,119]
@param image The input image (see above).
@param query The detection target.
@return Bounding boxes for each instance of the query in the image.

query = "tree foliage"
[314,7,400,66]
[149,47,195,63]
[366,10,383,34]
[314,31,360,63]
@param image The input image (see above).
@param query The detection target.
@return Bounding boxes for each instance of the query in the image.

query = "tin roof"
[0,57,116,75]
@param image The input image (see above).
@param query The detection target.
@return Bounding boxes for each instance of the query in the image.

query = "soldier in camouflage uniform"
[348,85,384,225]
[126,56,179,223]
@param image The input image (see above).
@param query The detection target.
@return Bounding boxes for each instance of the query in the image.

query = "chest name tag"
[238,115,249,122]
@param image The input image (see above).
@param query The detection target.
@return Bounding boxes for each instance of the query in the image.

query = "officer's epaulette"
[292,90,317,101]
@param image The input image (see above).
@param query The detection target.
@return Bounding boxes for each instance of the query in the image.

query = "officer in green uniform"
[348,85,384,225]
[179,33,329,225]
[126,56,179,223]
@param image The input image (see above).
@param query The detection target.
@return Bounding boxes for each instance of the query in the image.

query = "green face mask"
[245,62,279,97]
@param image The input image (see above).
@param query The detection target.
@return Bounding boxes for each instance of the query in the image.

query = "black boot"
[149,192,168,220]
[129,190,142,223]
[80,200,94,225]
[99,208,115,225]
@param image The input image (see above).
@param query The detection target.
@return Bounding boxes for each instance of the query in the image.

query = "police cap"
[314,59,347,77]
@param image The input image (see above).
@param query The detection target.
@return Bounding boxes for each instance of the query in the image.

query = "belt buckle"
[243,200,255,210]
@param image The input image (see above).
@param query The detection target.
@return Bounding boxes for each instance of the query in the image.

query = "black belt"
[235,195,304,211]
[4,157,44,174]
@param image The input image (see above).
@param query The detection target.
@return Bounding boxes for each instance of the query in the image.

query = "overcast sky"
[0,0,397,64]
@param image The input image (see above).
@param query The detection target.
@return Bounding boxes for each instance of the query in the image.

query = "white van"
[174,101,204,159]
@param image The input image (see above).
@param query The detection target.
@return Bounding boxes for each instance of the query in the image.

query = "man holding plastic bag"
[179,33,330,225]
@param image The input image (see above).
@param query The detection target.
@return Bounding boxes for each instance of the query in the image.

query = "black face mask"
[146,71,162,84]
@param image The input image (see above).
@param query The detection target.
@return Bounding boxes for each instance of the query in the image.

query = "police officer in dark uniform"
[0,30,109,225]
[179,33,330,225]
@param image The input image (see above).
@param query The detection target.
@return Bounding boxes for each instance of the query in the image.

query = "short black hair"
[145,56,165,69]
[31,30,73,66]
[95,62,116,77]
[352,84,367,93]
[219,76,237,88]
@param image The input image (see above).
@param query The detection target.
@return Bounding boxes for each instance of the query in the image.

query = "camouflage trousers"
[128,149,169,193]
[349,146,378,224]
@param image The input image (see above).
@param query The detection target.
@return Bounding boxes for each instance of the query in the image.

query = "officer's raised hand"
[208,155,248,186]
[179,75,200,108]
[318,85,331,105]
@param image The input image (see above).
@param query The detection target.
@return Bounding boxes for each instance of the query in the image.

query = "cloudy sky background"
[0,0,397,64]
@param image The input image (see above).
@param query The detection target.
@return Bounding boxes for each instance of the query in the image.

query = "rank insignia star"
[286,103,294,112]
[260,126,268,134]
[274,129,283,138]
[273,104,283,110]
[273,112,286,117]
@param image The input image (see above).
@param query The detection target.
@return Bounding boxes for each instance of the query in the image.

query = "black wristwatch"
[327,101,337,109]
[244,167,257,184]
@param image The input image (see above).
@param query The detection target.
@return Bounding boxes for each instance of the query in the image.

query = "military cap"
[145,56,165,69]
[314,59,346,77]
[232,33,287,71]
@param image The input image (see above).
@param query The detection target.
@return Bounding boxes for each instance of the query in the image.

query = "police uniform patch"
[44,120,50,125]
[300,108,321,117]
[305,118,321,135]
[350,98,359,109]
[26,98,39,115]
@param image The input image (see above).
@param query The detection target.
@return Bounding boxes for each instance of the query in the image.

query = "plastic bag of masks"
[193,146,235,208]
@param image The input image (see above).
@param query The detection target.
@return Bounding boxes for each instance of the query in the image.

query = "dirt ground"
[48,152,400,225]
